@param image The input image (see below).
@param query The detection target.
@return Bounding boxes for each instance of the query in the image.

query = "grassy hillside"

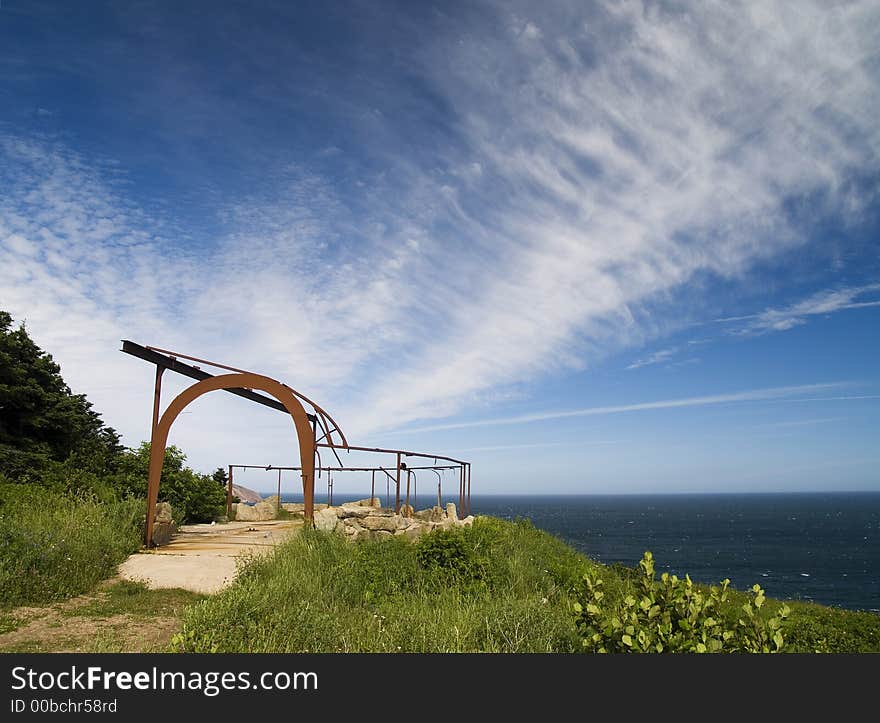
[172,516,880,653]
[0,484,143,609]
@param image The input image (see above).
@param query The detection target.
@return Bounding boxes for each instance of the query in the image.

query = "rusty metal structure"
[121,341,472,546]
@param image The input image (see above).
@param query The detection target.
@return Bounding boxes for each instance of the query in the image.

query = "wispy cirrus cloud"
[1,0,879,470]
[626,347,678,370]
[395,382,853,435]
[718,284,880,335]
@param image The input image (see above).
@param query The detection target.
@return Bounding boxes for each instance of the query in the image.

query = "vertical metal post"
[277,468,281,506]
[459,465,464,520]
[371,470,375,505]
[395,452,401,514]
[467,464,471,517]
[437,479,442,510]
[304,420,317,527]
[328,472,333,507]
[413,472,417,510]
[226,464,234,519]
[405,469,411,513]
[151,366,164,433]
[145,365,165,545]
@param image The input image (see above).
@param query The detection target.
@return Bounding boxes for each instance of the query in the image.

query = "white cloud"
[2,0,879,470]
[719,284,880,334]
[395,382,852,435]
[626,347,678,370]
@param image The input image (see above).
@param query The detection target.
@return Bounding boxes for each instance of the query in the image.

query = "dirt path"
[0,578,203,652]
[0,519,303,652]
[118,518,304,593]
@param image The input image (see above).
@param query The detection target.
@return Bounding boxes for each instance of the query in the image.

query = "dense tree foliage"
[114,443,226,523]
[0,310,226,522]
[0,311,122,479]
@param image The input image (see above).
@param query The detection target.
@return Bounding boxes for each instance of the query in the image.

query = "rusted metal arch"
[144,372,315,547]
[142,343,348,449]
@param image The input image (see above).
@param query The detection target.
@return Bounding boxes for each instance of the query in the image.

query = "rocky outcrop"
[151,501,177,546]
[310,499,474,542]
[232,484,262,504]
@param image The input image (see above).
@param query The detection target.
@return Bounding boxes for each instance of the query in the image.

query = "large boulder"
[337,503,373,519]
[314,507,339,533]
[233,501,276,521]
[151,502,176,546]
[360,514,399,533]
[445,502,458,520]
[263,495,280,511]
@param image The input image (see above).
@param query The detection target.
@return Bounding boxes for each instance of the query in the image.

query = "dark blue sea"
[281,491,880,613]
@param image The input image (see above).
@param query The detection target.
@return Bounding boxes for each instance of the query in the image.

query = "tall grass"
[174,517,597,652]
[173,515,880,653]
[0,485,143,608]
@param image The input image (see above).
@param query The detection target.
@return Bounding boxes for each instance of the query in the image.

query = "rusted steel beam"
[316,442,467,466]
[227,464,460,472]
[151,366,164,433]
[143,372,316,546]
[122,340,317,423]
[143,344,348,449]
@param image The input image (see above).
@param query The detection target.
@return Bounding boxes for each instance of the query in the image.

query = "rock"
[360,515,399,532]
[263,495,280,510]
[281,502,328,514]
[403,522,429,540]
[314,507,339,533]
[151,502,176,546]
[399,504,414,517]
[155,501,174,523]
[233,501,276,521]
[352,497,382,508]
[445,502,458,520]
[337,504,373,519]
[456,515,475,527]
[374,530,393,540]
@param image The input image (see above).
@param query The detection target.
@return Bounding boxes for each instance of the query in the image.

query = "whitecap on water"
[800,573,811,577]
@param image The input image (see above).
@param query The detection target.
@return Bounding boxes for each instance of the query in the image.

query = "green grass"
[173,516,880,653]
[0,612,22,634]
[174,517,592,652]
[0,486,144,609]
[63,580,206,619]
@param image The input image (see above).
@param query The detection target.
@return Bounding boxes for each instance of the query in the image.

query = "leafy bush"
[416,528,486,582]
[112,443,225,523]
[573,551,789,653]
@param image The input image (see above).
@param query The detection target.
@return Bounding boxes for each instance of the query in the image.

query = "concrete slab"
[118,519,303,594]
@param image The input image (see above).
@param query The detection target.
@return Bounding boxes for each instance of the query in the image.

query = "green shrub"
[416,528,486,583]
[112,443,225,523]
[573,551,789,653]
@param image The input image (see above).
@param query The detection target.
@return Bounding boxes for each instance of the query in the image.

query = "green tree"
[0,310,122,480]
[113,442,226,523]
[212,466,229,487]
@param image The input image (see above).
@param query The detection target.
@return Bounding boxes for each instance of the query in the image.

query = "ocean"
[280,491,880,613]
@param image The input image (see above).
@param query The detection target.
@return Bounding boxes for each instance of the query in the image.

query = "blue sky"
[1,0,878,495]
